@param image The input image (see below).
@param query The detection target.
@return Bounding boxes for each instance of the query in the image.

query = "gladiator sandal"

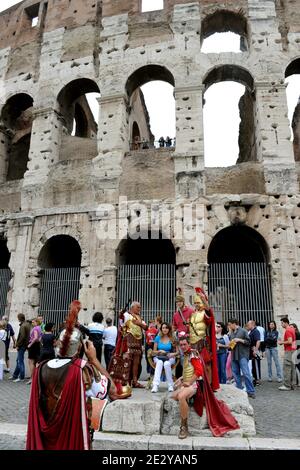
[178,418,189,439]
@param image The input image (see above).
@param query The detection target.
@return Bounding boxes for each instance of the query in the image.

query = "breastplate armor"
[126,318,142,340]
[183,354,195,381]
[189,311,206,344]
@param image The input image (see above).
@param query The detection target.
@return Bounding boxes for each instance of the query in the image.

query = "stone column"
[22,107,63,209]
[6,218,35,330]
[256,82,298,194]
[173,85,205,198]
[93,94,129,192]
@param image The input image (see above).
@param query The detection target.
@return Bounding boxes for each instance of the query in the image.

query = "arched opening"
[126,65,175,149]
[0,93,33,181]
[201,10,248,53]
[285,59,300,162]
[203,66,256,167]
[0,239,11,317]
[57,78,100,160]
[208,226,273,328]
[38,235,82,327]
[116,231,176,324]
[131,121,141,149]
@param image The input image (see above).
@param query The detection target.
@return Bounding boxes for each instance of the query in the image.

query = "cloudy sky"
[1,0,299,167]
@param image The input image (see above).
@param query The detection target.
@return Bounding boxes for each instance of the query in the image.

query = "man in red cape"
[189,287,219,391]
[26,300,116,450]
[172,335,239,439]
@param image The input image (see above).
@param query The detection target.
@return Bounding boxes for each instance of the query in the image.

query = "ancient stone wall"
[0,0,299,330]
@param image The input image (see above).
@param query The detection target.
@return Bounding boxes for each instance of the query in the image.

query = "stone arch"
[207,225,273,327]
[285,58,300,162]
[203,65,256,165]
[37,235,82,327]
[116,229,176,265]
[57,78,100,135]
[38,235,82,269]
[31,225,89,269]
[125,64,175,98]
[0,93,34,181]
[203,65,254,92]
[115,230,176,324]
[208,225,270,264]
[201,9,249,51]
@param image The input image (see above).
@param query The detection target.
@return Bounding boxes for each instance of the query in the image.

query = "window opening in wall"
[71,93,99,137]
[25,3,40,28]
[285,60,300,162]
[58,79,100,160]
[202,32,242,53]
[201,10,248,53]
[139,81,175,149]
[203,82,245,166]
[142,0,164,13]
[31,16,39,27]
[0,93,33,181]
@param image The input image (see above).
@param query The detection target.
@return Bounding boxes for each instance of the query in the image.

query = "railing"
[130,138,176,151]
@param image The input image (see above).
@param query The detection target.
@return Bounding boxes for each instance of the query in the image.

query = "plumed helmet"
[56,327,83,357]
[193,287,209,307]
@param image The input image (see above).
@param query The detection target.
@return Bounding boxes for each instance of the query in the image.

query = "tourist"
[265,320,282,382]
[216,322,230,384]
[151,322,178,393]
[278,318,296,390]
[2,315,16,373]
[39,322,56,362]
[10,314,31,383]
[27,318,42,385]
[247,320,261,386]
[103,317,117,369]
[87,312,105,363]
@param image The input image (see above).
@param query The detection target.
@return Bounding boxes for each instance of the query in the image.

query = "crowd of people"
[1,289,299,449]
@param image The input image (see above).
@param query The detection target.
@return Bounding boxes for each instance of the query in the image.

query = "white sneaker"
[168,385,174,392]
[277,378,282,383]
[13,378,24,383]
[278,385,291,391]
[151,386,158,393]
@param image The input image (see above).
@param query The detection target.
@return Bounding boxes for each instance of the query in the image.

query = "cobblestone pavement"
[0,352,299,448]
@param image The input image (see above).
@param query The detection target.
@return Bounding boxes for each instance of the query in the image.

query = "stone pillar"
[93,94,129,192]
[248,0,283,53]
[0,126,10,183]
[256,82,298,194]
[173,85,205,198]
[22,107,63,209]
[6,218,35,329]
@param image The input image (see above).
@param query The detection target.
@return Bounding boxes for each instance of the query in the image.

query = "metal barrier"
[208,262,273,329]
[39,267,81,331]
[0,269,11,318]
[116,264,176,326]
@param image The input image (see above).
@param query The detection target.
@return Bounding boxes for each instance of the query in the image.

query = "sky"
[1,0,300,166]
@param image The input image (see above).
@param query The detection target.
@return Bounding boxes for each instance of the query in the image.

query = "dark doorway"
[38,236,81,329]
[208,226,273,328]
[116,232,176,325]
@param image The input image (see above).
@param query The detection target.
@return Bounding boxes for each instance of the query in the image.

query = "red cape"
[26,358,90,450]
[193,357,240,437]
[206,307,219,391]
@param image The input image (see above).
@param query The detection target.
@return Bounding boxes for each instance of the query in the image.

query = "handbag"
[156,355,168,362]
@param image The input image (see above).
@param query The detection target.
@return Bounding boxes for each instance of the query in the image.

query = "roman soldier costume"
[190,287,219,391]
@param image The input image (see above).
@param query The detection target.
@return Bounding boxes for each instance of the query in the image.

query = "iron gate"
[208,262,273,329]
[116,264,176,326]
[0,268,11,318]
[39,267,81,330]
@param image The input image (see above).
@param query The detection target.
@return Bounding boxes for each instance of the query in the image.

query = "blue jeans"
[217,353,227,384]
[266,347,282,380]
[231,357,255,394]
[13,347,26,380]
